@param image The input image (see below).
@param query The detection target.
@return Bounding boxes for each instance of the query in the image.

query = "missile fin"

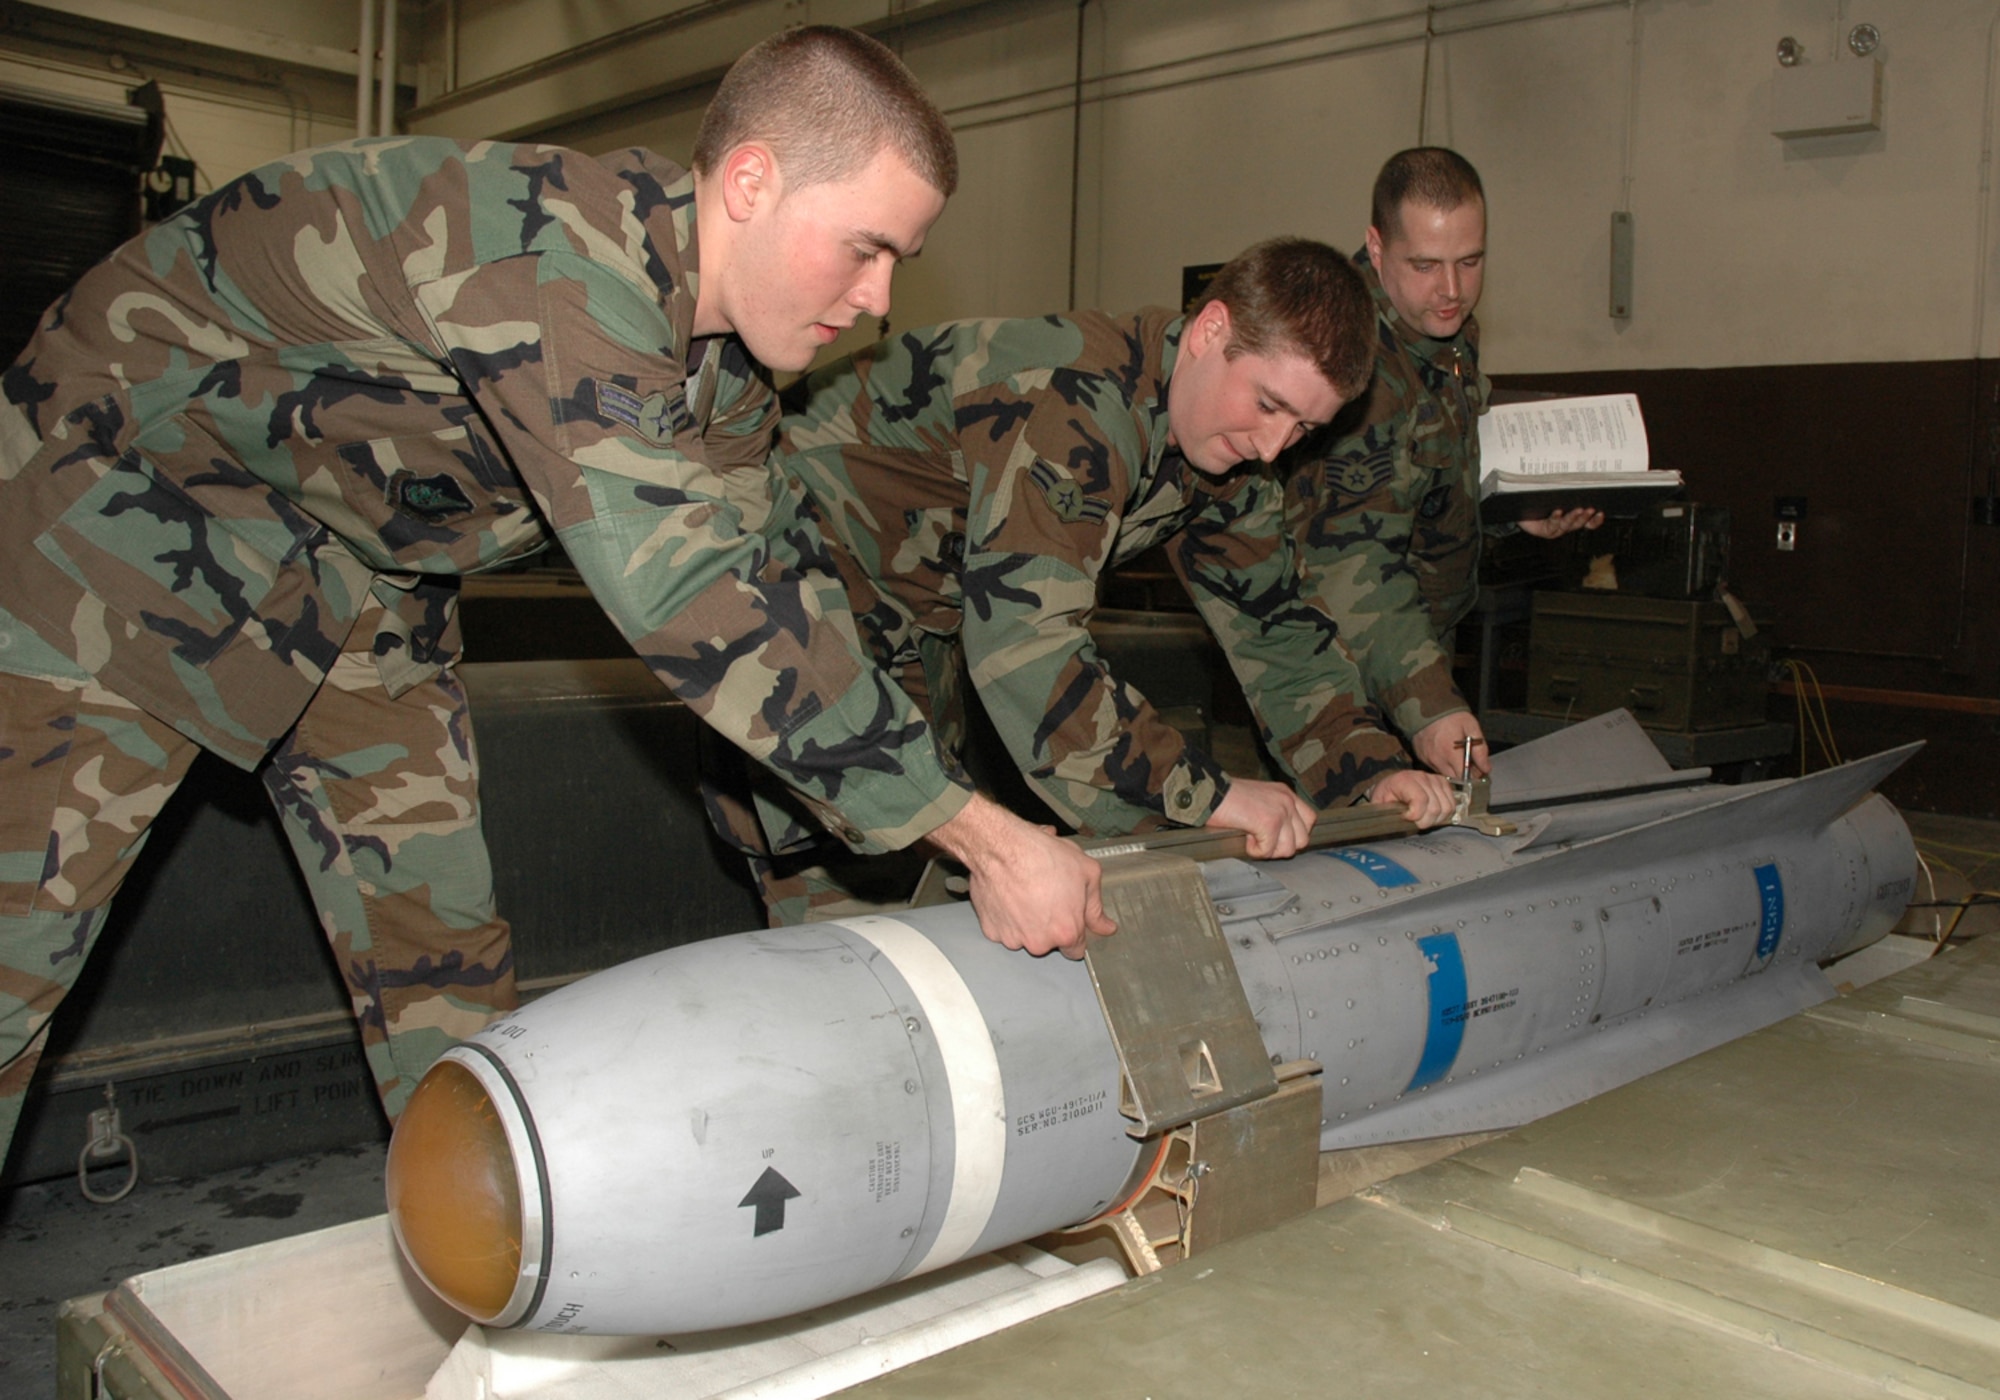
[1319,961,1835,1150]
[1324,744,1921,932]
[1490,708,1706,806]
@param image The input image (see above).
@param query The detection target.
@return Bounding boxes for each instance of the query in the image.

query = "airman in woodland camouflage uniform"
[1283,149,1598,779]
[712,239,1457,922]
[0,27,1111,1173]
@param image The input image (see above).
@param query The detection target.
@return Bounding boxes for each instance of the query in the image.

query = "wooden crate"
[57,1218,463,1400]
[55,1218,1120,1399]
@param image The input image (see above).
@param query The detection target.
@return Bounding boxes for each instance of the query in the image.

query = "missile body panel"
[443,907,1140,1335]
[389,743,1918,1336]
[1226,780,1912,1148]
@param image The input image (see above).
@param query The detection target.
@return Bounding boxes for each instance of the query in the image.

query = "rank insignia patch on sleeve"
[1029,459,1109,524]
[1335,445,1394,496]
[595,379,693,445]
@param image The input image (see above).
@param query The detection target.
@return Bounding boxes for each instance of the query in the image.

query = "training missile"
[385,719,1918,1336]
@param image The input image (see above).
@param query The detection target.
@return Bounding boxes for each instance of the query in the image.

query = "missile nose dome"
[386,1059,523,1321]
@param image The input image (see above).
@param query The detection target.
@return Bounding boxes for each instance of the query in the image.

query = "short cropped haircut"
[1194,238,1374,400]
[692,26,958,197]
[1370,147,1484,242]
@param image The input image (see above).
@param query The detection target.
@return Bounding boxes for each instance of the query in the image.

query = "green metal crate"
[1526,592,1770,733]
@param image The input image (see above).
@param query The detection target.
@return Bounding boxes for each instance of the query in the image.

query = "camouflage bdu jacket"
[777,309,1410,838]
[0,137,965,854]
[1282,247,1489,741]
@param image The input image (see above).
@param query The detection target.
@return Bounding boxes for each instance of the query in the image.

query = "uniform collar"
[1158,311,1184,382]
[1154,311,1258,500]
[1155,311,1189,477]
[595,148,699,314]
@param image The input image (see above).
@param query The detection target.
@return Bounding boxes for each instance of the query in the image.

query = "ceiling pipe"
[377,0,397,135]
[355,0,375,138]
[1066,0,1089,313]
[1950,2,2000,665]
[943,0,1627,135]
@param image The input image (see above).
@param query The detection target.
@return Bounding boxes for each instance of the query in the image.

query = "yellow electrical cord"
[1778,659,1842,774]
[1914,839,2000,866]
[1769,661,1999,944]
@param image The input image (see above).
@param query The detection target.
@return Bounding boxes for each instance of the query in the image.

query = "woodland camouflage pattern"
[770,308,1410,847]
[1282,248,1488,739]
[0,596,512,1123]
[0,137,966,1130]
[0,137,963,848]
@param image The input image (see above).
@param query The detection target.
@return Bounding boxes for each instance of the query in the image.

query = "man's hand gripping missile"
[927,739,1509,958]
[926,794,1118,959]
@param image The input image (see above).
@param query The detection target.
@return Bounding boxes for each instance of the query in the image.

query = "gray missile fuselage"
[400,741,1917,1336]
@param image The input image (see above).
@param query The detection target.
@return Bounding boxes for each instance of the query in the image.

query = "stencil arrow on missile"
[739,1168,800,1236]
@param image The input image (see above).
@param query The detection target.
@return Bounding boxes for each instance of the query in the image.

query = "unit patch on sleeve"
[386,470,474,524]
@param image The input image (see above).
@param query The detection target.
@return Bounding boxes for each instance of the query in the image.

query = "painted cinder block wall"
[3,0,1993,810]
[495,0,2000,814]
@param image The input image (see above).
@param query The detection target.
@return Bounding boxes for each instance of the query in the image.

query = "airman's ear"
[1364,224,1386,272]
[1187,298,1233,358]
[718,143,778,223]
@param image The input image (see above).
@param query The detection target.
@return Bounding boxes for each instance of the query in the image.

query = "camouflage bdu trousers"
[0,598,517,1163]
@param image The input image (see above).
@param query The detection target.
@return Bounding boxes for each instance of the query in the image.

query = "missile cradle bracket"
[1065,1059,1324,1274]
[1452,775,1511,836]
[1085,851,1282,1137]
[1067,851,1323,1269]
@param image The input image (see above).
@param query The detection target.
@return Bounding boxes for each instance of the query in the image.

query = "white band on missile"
[836,915,1005,1275]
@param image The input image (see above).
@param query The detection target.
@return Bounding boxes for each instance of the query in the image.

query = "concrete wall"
[933,0,1994,375]
[1,0,1993,805]
[429,0,2000,376]
[4,0,1990,373]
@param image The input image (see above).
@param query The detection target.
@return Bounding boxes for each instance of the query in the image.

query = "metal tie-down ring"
[77,1083,139,1205]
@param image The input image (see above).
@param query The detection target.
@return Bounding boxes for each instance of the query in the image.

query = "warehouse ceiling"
[5,0,1024,141]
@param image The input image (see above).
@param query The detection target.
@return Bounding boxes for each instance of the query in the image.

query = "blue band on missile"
[1753,862,1785,959]
[1407,933,1467,1092]
[1326,847,1420,887]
